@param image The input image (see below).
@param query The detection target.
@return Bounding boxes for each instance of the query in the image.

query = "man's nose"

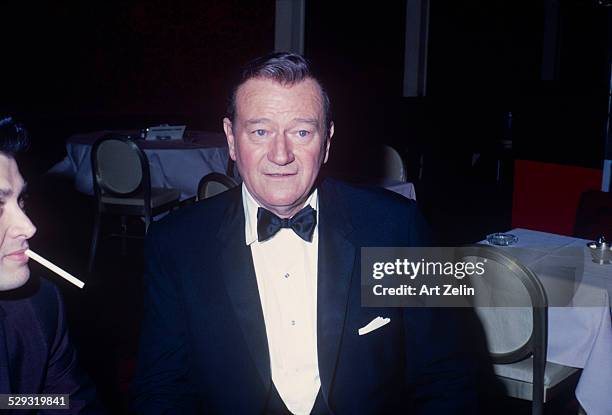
[268,134,295,166]
[11,208,37,240]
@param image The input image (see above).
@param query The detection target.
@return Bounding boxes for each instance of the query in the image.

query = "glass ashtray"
[486,233,518,246]
[586,241,612,265]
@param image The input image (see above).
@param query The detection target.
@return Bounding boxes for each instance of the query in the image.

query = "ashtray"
[587,239,612,265]
[486,233,518,246]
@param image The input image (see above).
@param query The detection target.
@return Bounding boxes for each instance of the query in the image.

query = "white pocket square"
[358,316,391,336]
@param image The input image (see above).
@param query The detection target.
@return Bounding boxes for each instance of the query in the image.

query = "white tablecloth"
[48,130,231,200]
[485,228,612,414]
[382,180,416,200]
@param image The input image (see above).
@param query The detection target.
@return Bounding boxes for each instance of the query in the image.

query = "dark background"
[1,0,610,178]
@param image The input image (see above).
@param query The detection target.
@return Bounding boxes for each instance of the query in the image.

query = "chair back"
[456,245,548,363]
[197,173,238,201]
[92,135,151,198]
[382,145,407,182]
[456,245,548,413]
[574,189,612,240]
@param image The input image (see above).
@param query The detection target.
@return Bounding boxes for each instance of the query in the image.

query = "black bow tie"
[257,205,317,242]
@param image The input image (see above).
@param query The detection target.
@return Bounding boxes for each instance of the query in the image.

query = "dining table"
[483,228,612,415]
[48,130,232,200]
[379,179,416,200]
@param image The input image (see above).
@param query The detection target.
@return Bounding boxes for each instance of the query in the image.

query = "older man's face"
[224,77,333,218]
[0,154,36,290]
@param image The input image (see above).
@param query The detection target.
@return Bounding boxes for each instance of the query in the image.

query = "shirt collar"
[242,184,318,246]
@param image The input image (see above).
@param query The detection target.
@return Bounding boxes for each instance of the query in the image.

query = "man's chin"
[264,197,307,212]
[0,272,30,291]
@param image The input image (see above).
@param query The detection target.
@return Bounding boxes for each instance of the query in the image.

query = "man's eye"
[19,194,28,209]
[297,130,310,138]
[253,129,266,137]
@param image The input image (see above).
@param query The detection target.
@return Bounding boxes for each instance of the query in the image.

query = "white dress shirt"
[242,184,321,415]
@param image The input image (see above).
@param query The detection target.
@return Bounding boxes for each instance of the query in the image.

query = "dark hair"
[0,116,29,156]
[228,52,333,139]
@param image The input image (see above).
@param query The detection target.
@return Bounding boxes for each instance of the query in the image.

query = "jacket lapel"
[216,189,271,390]
[316,180,356,400]
[0,306,10,394]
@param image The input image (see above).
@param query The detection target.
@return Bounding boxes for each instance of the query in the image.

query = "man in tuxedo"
[132,53,482,414]
[0,116,104,413]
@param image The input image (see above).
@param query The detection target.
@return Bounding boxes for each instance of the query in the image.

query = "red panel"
[512,160,602,236]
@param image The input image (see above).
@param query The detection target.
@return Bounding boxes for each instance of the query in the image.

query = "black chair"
[196,172,238,201]
[88,134,180,272]
[456,245,581,415]
[574,189,612,241]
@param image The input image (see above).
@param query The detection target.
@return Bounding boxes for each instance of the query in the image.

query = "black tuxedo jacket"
[132,179,481,414]
[0,277,104,414]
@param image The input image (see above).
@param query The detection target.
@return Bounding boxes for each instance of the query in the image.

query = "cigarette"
[25,249,85,289]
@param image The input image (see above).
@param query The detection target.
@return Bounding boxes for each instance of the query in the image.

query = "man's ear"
[322,122,334,164]
[223,117,237,161]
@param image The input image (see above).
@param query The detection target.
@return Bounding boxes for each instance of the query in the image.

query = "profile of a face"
[0,154,36,291]
[224,77,333,218]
